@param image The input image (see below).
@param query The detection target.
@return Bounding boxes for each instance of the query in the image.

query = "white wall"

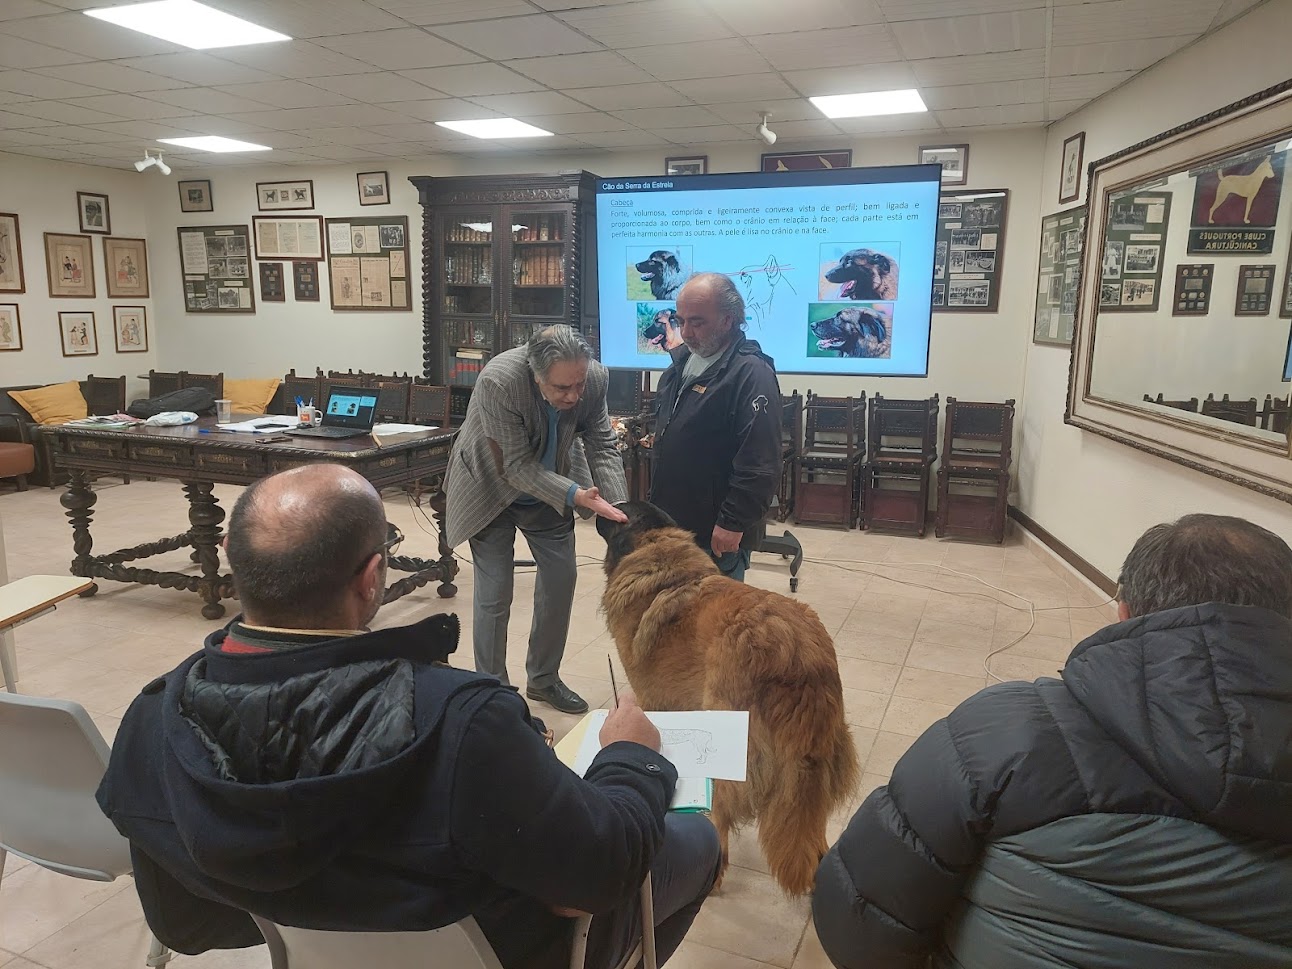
[1019,0,1292,579]
[0,155,160,400]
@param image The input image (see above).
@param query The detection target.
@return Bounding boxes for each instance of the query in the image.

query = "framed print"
[665,155,708,176]
[919,144,969,186]
[44,232,95,298]
[58,310,97,357]
[112,305,148,352]
[1234,263,1275,315]
[256,179,314,211]
[176,224,255,313]
[1187,145,1286,255]
[102,236,149,299]
[1059,131,1085,203]
[293,260,320,301]
[178,179,213,213]
[0,304,21,351]
[324,214,411,310]
[1098,190,1172,312]
[1281,243,1292,319]
[77,191,110,234]
[0,213,25,294]
[357,170,390,206]
[252,216,324,261]
[761,149,852,172]
[1033,205,1086,344]
[259,261,285,302]
[1172,264,1214,316]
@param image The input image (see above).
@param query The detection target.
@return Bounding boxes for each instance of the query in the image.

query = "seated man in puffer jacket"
[813,513,1292,969]
[96,463,720,969]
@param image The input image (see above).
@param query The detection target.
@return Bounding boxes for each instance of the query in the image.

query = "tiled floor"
[0,480,1118,969]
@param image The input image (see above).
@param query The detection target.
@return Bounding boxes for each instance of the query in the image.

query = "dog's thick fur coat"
[598,503,859,895]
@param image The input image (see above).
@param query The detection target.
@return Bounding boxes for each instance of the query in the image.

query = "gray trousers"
[469,500,576,690]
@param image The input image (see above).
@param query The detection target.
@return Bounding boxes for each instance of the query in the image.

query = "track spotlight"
[134,150,170,174]
[756,113,777,146]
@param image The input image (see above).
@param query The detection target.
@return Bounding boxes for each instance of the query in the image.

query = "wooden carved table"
[41,419,459,619]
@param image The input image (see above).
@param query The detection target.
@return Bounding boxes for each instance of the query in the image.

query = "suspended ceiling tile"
[398,63,544,97]
[209,41,380,80]
[5,11,182,60]
[1047,70,1136,101]
[610,105,727,129]
[891,9,1047,59]
[712,0,885,36]
[556,1,735,48]
[622,39,772,81]
[32,61,187,94]
[117,53,281,87]
[748,25,903,71]
[1052,0,1222,44]
[505,52,655,90]
[0,34,93,70]
[314,28,483,71]
[0,68,107,99]
[430,15,603,60]
[562,82,693,111]
[670,74,799,105]
[910,48,1046,87]
[920,78,1046,110]
[781,63,919,97]
[369,0,536,25]
[212,80,357,110]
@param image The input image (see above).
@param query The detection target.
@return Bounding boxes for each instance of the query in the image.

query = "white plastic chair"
[0,691,173,967]
[253,872,657,969]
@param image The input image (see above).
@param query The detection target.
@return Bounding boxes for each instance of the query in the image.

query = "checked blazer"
[444,345,628,548]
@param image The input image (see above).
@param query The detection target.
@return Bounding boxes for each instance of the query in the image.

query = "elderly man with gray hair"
[446,324,627,714]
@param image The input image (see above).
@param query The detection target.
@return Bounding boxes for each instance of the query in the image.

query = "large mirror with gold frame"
[1068,79,1292,504]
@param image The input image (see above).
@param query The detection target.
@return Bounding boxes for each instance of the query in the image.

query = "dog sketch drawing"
[737,256,796,328]
[1209,155,1276,224]
[822,248,899,300]
[635,250,690,300]
[660,728,715,765]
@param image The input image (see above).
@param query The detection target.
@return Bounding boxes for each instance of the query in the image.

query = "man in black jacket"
[650,272,782,581]
[813,513,1292,969]
[96,464,720,969]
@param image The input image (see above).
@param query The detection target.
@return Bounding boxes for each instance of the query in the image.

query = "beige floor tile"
[841,687,889,729]
[863,731,915,776]
[839,608,920,642]
[921,593,998,629]
[880,694,955,738]
[668,940,779,969]
[858,572,932,602]
[0,956,42,969]
[905,640,992,679]
[992,631,1073,663]
[994,605,1071,638]
[0,864,130,955]
[893,666,983,706]
[792,919,836,969]
[913,617,995,650]
[686,866,810,968]
[988,653,1064,684]
[835,656,900,694]
[830,629,911,666]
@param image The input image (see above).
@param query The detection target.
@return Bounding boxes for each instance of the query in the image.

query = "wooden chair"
[449,385,474,426]
[1142,393,1199,413]
[180,371,224,399]
[409,384,451,428]
[1200,393,1258,426]
[373,379,412,423]
[147,370,181,398]
[280,370,322,414]
[862,394,939,537]
[1261,395,1289,435]
[935,398,1015,544]
[84,375,130,483]
[793,391,866,529]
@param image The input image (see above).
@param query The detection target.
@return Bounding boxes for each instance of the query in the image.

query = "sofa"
[0,377,126,488]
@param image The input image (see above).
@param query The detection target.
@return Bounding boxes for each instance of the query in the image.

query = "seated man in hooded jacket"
[813,513,1292,969]
[96,463,720,969]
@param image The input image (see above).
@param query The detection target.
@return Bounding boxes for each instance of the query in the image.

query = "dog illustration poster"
[818,243,899,300]
[1189,147,1286,254]
[596,165,940,375]
[627,246,692,301]
[807,302,892,358]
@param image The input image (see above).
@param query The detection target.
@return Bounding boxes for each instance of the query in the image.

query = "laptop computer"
[286,390,379,440]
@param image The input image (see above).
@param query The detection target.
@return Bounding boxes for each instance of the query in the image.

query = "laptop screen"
[323,391,378,429]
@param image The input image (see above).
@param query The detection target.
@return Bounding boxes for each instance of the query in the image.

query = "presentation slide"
[595,165,941,376]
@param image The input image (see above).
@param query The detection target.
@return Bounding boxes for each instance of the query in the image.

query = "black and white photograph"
[1110,201,1148,231]
[1062,228,1082,259]
[962,201,1001,229]
[1122,278,1156,306]
[934,240,947,278]
[379,224,405,249]
[1061,289,1076,315]
[948,279,990,307]
[217,286,242,308]
[357,171,390,206]
[938,203,962,220]
[1040,230,1053,263]
[227,257,249,278]
[1100,282,1122,306]
[932,283,945,306]
[949,251,965,273]
[1102,241,1124,278]
[178,179,212,213]
[665,155,708,176]
[1048,274,1062,303]
[918,144,968,185]
[949,228,981,249]
[963,250,996,273]
[257,179,314,212]
[208,258,228,278]
[226,235,247,256]
[77,191,110,234]
[1124,244,1160,273]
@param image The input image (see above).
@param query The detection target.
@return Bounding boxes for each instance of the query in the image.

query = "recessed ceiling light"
[435,119,554,139]
[809,89,928,119]
[158,136,272,153]
[84,1,290,50]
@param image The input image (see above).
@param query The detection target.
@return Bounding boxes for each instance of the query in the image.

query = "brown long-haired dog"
[597,502,859,894]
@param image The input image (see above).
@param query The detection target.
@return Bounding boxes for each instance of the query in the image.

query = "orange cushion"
[225,378,280,416]
[7,382,88,425]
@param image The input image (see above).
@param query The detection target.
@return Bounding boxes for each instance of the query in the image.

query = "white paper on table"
[372,423,436,435]
[570,710,749,781]
[216,418,296,434]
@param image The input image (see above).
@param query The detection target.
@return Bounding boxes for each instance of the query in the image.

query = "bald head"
[226,464,388,627]
[677,272,745,357]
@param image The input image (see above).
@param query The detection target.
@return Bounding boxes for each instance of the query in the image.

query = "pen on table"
[608,655,619,709]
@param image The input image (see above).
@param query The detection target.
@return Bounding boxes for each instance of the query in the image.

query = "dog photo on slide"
[597,502,860,895]
[627,245,692,301]
[807,303,893,359]
[819,242,900,300]
[636,302,682,355]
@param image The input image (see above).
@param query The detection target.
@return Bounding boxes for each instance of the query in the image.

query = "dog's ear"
[603,526,638,574]
[664,253,679,269]
[874,254,891,274]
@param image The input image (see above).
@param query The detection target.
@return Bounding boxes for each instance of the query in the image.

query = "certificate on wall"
[253,216,324,260]
[324,215,411,311]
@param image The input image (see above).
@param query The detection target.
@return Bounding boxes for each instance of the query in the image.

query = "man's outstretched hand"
[575,486,628,522]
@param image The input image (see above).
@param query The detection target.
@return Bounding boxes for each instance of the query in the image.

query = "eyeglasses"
[354,523,403,574]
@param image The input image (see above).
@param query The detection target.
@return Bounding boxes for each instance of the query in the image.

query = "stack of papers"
[571,710,750,813]
[214,418,297,434]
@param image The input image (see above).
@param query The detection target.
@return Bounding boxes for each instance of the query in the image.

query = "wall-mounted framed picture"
[44,232,95,298]
[252,216,325,261]
[77,191,110,234]
[0,212,25,294]
[0,304,21,351]
[918,144,969,186]
[58,310,97,357]
[932,188,1010,313]
[324,215,412,310]
[259,261,285,302]
[176,224,255,313]
[1059,131,1086,204]
[1234,263,1276,316]
[665,155,708,176]
[112,305,148,352]
[1033,204,1085,344]
[257,179,314,211]
[102,236,149,299]
[177,179,213,213]
[761,149,852,172]
[293,260,320,301]
[357,170,390,206]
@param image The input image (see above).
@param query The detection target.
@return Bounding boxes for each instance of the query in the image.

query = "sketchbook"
[571,710,750,787]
